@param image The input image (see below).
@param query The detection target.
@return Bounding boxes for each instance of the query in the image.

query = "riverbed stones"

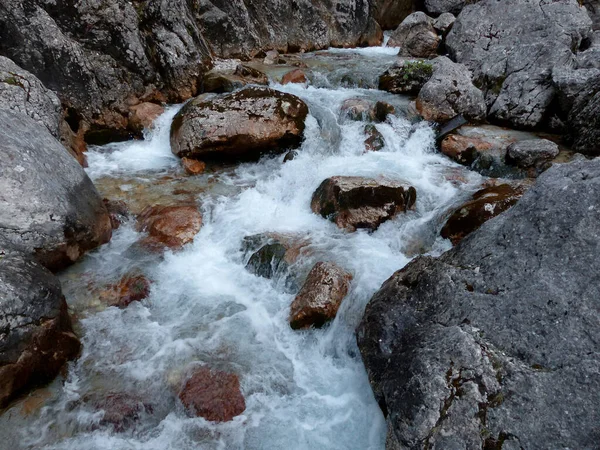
[0,109,112,271]
[179,367,246,422]
[311,176,417,232]
[379,60,434,95]
[441,182,529,245]
[506,139,560,168]
[281,69,308,85]
[417,56,486,123]
[445,0,592,128]
[170,87,308,160]
[136,205,202,250]
[388,12,441,58]
[289,262,353,330]
[0,244,81,408]
[82,392,153,432]
[358,158,600,449]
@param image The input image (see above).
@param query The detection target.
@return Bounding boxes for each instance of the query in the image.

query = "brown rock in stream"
[128,102,164,135]
[136,205,202,249]
[181,157,206,175]
[100,273,152,308]
[281,69,307,85]
[289,262,353,330]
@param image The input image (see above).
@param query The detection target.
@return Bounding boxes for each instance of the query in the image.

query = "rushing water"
[0,47,483,450]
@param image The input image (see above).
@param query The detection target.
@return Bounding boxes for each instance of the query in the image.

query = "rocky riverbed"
[1,1,599,449]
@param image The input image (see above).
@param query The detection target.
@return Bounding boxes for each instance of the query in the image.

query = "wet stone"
[364,124,385,151]
[181,157,206,175]
[100,273,152,308]
[136,204,202,249]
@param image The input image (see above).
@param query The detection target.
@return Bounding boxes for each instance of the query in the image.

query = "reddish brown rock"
[103,198,130,230]
[440,134,493,166]
[202,65,268,94]
[181,157,206,175]
[100,273,151,308]
[282,69,307,85]
[311,176,417,232]
[441,183,529,245]
[83,392,153,432]
[136,205,202,249]
[364,124,385,152]
[129,102,164,135]
[179,367,246,422]
[289,262,353,330]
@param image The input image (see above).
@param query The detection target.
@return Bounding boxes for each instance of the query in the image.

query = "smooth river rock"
[358,158,600,449]
[136,205,202,250]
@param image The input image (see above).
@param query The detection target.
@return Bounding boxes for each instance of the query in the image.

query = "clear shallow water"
[0,47,483,450]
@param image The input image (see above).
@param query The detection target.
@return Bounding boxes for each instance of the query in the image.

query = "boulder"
[576,38,600,70]
[358,158,600,449]
[445,0,592,128]
[441,182,529,245]
[506,139,560,168]
[128,103,165,135]
[103,199,130,230]
[100,273,152,309]
[0,109,112,271]
[243,233,310,281]
[425,0,466,16]
[263,50,280,65]
[364,124,386,152]
[584,0,600,30]
[388,12,441,58]
[0,243,81,408]
[432,12,456,35]
[281,69,308,85]
[136,205,202,250]
[568,74,600,156]
[416,56,486,122]
[289,262,353,330]
[552,67,600,112]
[179,367,246,422]
[440,134,493,166]
[202,64,268,94]
[170,87,308,160]
[181,158,207,175]
[311,176,417,232]
[378,60,434,95]
[340,99,395,122]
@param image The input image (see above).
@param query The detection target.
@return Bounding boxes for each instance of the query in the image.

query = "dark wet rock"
[432,12,456,35]
[283,150,298,163]
[243,233,310,282]
[82,392,153,432]
[364,124,386,152]
[282,69,308,85]
[181,158,206,176]
[128,103,165,135]
[371,0,416,30]
[179,367,246,422]
[136,205,202,250]
[0,244,81,408]
[0,0,213,144]
[417,56,486,123]
[289,262,353,330]
[202,65,268,94]
[388,12,441,58]
[0,110,112,271]
[425,0,466,16]
[445,0,592,128]
[358,158,600,449]
[379,60,434,95]
[100,274,152,309]
[506,139,560,168]
[436,114,467,141]
[103,199,130,230]
[171,87,308,161]
[441,134,493,166]
[340,99,395,122]
[441,182,529,245]
[311,176,417,232]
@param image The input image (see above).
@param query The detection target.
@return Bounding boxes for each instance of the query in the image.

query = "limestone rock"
[388,12,441,58]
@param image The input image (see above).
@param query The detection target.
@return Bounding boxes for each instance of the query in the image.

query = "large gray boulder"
[416,56,486,122]
[0,110,112,271]
[446,0,592,128]
[387,12,441,58]
[0,241,81,408]
[424,0,466,16]
[358,158,600,449]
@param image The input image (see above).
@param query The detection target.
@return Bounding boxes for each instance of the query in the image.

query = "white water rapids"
[0,48,483,449]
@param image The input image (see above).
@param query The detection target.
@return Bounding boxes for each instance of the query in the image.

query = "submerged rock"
[364,124,386,152]
[506,139,560,168]
[100,273,152,309]
[136,205,202,250]
[446,0,592,128]
[388,12,441,58]
[170,87,308,161]
[417,56,486,123]
[358,158,600,449]
[0,109,112,271]
[281,69,308,85]
[289,262,353,330]
[181,158,206,176]
[311,176,417,232]
[379,60,434,95]
[83,392,153,432]
[340,99,395,122]
[179,367,246,422]
[441,182,529,245]
[0,244,81,408]
[243,233,310,282]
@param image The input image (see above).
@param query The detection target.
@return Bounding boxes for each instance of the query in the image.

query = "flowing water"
[0,47,484,450]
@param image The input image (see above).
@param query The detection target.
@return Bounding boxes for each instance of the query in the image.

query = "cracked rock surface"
[358,158,600,449]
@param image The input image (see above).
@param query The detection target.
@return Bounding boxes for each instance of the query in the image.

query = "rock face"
[425,0,465,16]
[358,158,600,449]
[567,74,600,155]
[136,205,202,250]
[311,176,417,232]
[446,0,592,128]
[388,12,441,58]
[0,110,112,271]
[0,244,81,408]
[441,183,529,245]
[417,56,486,123]
[584,0,600,30]
[506,139,559,168]
[171,87,308,160]
[0,0,213,144]
[371,0,416,30]
[179,367,246,422]
[379,60,434,95]
[289,262,353,330]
